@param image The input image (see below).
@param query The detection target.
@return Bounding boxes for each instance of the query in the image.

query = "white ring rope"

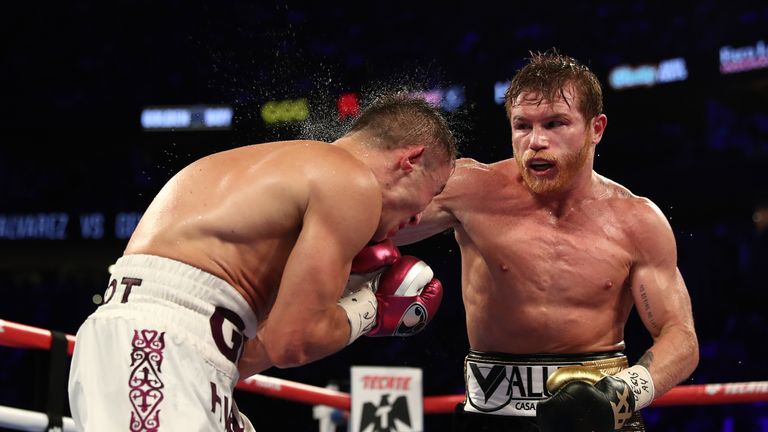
[0,405,76,432]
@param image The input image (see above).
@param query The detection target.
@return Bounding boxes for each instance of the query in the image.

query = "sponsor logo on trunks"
[104,277,143,304]
[210,382,246,432]
[395,303,427,336]
[360,394,411,432]
[465,361,573,416]
[210,307,246,363]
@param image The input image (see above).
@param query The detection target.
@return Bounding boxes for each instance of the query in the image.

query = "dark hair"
[347,94,458,166]
[504,50,603,121]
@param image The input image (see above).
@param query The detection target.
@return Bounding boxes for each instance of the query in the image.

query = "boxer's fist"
[351,239,400,273]
[537,366,642,432]
[339,240,402,345]
[344,240,400,296]
[366,256,443,337]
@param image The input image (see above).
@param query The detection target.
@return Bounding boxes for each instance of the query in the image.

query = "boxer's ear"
[398,146,426,173]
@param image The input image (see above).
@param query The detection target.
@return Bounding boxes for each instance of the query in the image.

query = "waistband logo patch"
[465,360,569,416]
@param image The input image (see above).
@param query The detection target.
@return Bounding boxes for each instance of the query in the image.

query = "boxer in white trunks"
[68,94,456,431]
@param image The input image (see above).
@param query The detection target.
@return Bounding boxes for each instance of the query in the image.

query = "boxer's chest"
[458,202,634,293]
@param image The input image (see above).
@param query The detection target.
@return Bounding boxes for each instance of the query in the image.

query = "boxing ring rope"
[1,319,767,428]
[0,320,76,356]
[239,376,768,411]
[0,405,76,432]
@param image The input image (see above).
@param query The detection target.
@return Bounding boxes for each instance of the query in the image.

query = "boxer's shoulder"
[450,157,514,188]
[594,174,662,216]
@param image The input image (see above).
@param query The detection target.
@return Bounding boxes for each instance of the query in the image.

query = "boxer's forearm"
[641,323,699,396]
[238,335,275,378]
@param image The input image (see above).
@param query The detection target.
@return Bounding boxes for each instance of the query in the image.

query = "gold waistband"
[582,355,628,375]
[465,350,629,374]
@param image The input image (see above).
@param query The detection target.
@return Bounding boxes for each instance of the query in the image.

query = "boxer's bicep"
[627,201,698,394]
[392,199,456,245]
[393,158,477,245]
[630,262,690,338]
[629,201,694,339]
[261,176,379,366]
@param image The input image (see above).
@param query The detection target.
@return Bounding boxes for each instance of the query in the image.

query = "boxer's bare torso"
[124,140,376,322]
[400,157,671,354]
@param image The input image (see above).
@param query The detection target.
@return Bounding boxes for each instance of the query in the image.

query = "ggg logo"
[260,98,309,124]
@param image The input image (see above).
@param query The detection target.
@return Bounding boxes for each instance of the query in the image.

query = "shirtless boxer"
[394,52,699,431]
[67,94,456,431]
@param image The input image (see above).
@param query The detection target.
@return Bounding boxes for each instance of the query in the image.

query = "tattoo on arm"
[638,284,660,330]
[637,350,654,369]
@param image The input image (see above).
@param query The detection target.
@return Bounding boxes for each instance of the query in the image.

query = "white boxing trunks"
[68,254,259,432]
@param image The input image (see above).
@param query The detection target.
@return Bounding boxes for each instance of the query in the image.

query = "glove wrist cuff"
[614,365,655,410]
[338,287,377,345]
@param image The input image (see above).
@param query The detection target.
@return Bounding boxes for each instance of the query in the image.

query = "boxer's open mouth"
[528,159,555,173]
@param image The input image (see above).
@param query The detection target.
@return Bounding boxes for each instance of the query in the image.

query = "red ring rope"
[1,319,765,413]
[0,319,76,355]
[236,375,351,410]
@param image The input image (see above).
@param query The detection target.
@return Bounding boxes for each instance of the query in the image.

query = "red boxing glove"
[345,239,401,296]
[340,240,402,344]
[351,239,400,273]
[366,256,443,337]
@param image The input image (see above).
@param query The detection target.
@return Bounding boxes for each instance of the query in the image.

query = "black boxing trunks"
[453,350,645,432]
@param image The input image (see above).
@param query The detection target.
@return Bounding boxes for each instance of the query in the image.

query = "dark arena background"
[2,0,767,431]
